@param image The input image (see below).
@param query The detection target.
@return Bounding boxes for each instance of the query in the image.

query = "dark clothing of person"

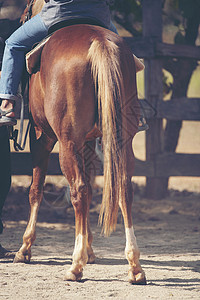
[0,126,11,234]
[40,0,111,29]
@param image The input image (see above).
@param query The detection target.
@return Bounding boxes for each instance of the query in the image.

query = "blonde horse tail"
[88,36,128,236]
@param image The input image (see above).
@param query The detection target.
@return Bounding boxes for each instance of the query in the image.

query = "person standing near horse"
[0,37,14,258]
[0,0,147,129]
[0,125,13,258]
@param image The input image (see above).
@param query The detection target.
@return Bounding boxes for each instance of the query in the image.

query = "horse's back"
[41,24,131,74]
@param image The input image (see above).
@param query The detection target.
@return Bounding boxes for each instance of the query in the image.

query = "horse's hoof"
[64,270,83,282]
[13,252,25,263]
[128,270,147,285]
[87,252,96,264]
[13,251,31,264]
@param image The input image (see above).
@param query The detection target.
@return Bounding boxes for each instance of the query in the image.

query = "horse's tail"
[88,36,129,236]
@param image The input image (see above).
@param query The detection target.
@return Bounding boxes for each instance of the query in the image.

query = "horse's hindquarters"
[16,24,145,284]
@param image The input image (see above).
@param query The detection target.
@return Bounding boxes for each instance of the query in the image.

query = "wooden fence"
[11,0,200,199]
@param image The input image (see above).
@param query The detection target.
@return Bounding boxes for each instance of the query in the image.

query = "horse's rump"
[31,24,139,134]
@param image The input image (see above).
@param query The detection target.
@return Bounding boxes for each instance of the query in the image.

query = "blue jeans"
[0,15,48,101]
[0,15,117,101]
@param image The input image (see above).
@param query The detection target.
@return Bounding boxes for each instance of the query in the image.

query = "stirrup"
[0,107,17,126]
[138,116,149,132]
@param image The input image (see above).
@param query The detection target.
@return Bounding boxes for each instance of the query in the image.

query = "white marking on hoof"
[64,270,83,281]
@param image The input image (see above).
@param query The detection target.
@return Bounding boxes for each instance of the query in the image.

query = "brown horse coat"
[15,2,146,284]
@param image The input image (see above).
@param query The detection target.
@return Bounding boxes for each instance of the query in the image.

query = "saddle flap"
[26,35,51,74]
[133,55,145,72]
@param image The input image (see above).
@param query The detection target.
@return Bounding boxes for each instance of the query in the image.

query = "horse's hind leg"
[83,141,96,263]
[86,214,95,263]
[14,132,55,263]
[120,178,146,284]
[59,140,90,281]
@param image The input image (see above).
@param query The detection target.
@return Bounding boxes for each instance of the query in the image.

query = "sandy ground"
[0,181,200,300]
[1,120,200,299]
[1,115,200,300]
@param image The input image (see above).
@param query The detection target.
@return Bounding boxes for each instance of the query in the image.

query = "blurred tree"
[111,0,200,101]
[0,0,26,39]
[110,0,142,36]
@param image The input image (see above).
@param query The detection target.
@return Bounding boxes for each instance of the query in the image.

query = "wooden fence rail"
[11,151,200,178]
[125,37,200,60]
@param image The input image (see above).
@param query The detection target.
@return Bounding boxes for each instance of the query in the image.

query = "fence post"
[143,0,166,199]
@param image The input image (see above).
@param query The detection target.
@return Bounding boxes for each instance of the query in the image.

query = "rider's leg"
[0,14,48,126]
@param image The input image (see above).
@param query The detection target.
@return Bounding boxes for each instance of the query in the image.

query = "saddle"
[26,18,144,74]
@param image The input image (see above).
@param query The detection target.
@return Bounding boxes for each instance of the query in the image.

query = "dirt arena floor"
[0,178,200,300]
[1,123,200,300]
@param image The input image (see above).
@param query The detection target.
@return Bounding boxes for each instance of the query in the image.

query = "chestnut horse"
[14,0,146,284]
